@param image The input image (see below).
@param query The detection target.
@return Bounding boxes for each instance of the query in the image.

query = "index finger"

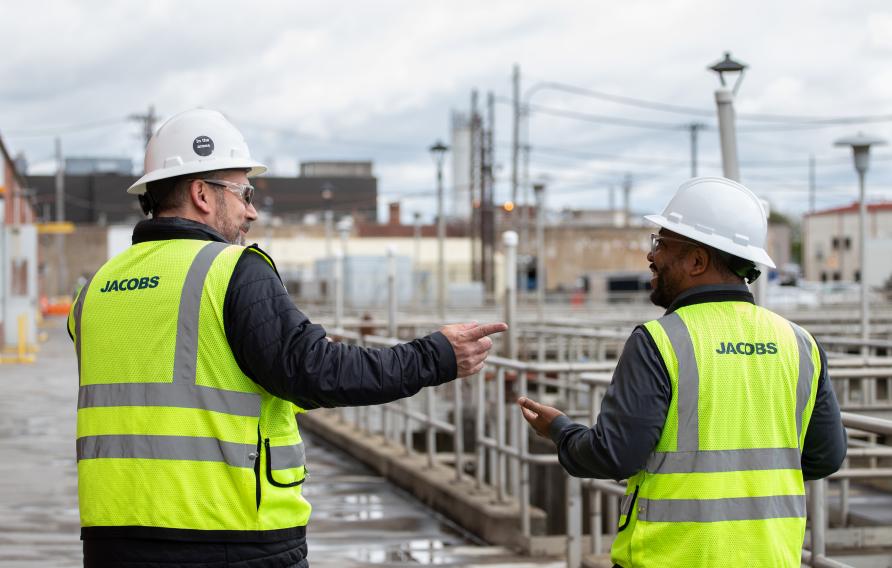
[462,322,508,340]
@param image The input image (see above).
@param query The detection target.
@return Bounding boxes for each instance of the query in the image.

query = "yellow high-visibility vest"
[612,301,820,567]
[69,239,310,538]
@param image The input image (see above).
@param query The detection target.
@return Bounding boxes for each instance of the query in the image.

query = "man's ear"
[687,246,710,277]
[189,180,213,214]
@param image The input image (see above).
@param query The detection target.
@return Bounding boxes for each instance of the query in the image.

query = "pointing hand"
[440,321,508,378]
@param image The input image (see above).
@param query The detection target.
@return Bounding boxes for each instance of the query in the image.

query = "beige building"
[802,202,892,284]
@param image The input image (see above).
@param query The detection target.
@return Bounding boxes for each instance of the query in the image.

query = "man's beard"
[214,194,248,245]
[649,265,680,309]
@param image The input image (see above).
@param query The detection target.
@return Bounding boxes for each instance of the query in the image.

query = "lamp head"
[708,52,747,94]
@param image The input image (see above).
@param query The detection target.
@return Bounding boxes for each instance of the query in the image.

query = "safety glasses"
[650,233,698,256]
[201,179,255,206]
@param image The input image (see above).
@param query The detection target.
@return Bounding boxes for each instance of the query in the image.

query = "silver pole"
[54,137,67,297]
[324,209,333,257]
[387,246,397,338]
[511,64,520,206]
[334,251,344,330]
[809,479,827,558]
[714,87,741,181]
[495,367,506,502]
[437,160,447,321]
[519,363,531,536]
[475,367,486,489]
[534,183,546,321]
[426,386,436,468]
[503,231,518,358]
[566,476,583,568]
[453,377,464,482]
[858,169,869,355]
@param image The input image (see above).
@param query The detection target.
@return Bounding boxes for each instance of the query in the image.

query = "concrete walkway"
[0,320,561,567]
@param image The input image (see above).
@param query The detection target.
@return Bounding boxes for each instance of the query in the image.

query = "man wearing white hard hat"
[519,177,845,567]
[68,109,507,567]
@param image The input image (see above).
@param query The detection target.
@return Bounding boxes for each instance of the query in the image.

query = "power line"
[523,79,892,126]
[503,97,692,131]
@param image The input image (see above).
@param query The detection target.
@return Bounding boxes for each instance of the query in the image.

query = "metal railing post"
[426,385,436,468]
[519,362,531,537]
[496,367,507,502]
[454,377,464,482]
[810,479,826,559]
[567,475,583,568]
[476,367,486,490]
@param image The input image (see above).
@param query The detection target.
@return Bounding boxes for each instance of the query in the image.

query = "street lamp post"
[708,52,747,182]
[708,52,772,306]
[835,133,887,355]
[430,140,449,320]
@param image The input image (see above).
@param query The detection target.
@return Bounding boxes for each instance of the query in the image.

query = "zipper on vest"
[254,428,262,510]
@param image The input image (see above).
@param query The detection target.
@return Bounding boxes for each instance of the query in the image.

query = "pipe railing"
[324,326,892,568]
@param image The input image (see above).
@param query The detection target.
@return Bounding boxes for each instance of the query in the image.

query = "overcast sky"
[3,0,892,222]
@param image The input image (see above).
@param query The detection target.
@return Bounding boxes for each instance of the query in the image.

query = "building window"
[845,237,852,250]
[821,272,828,282]
[832,237,840,250]
[833,272,841,281]
[854,270,861,282]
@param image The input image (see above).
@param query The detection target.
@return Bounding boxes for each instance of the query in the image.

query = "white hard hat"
[127,108,267,195]
[644,177,776,269]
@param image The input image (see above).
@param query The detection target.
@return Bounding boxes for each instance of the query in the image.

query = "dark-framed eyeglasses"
[200,179,255,206]
[650,233,698,255]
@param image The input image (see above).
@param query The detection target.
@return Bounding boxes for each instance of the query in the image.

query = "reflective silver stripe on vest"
[646,447,801,474]
[657,312,699,452]
[74,275,94,381]
[77,434,256,469]
[269,443,306,470]
[78,383,261,417]
[790,323,816,444]
[174,241,228,384]
[638,494,806,523]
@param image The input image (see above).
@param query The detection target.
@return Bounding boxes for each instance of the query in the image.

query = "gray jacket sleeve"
[549,326,671,480]
[801,342,847,480]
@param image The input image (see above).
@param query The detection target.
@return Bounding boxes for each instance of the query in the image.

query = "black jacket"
[127,217,458,408]
[549,283,847,482]
[81,217,458,566]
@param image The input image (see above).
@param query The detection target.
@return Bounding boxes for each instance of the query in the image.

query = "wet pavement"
[0,320,559,567]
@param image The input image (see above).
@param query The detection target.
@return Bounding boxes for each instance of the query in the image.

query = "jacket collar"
[665,283,754,314]
[132,217,228,245]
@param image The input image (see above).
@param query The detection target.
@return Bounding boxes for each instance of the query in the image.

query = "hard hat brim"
[645,214,777,269]
[127,158,268,195]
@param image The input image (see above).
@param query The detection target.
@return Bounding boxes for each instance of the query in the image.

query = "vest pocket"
[617,484,639,532]
[264,438,307,488]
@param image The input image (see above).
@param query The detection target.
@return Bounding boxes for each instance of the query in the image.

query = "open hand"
[440,322,508,377]
[518,396,564,438]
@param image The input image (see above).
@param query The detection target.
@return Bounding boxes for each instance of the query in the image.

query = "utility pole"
[54,137,67,296]
[808,154,816,214]
[129,105,159,148]
[470,90,481,282]
[511,64,520,208]
[482,91,497,295]
[689,123,705,177]
[622,174,632,227]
